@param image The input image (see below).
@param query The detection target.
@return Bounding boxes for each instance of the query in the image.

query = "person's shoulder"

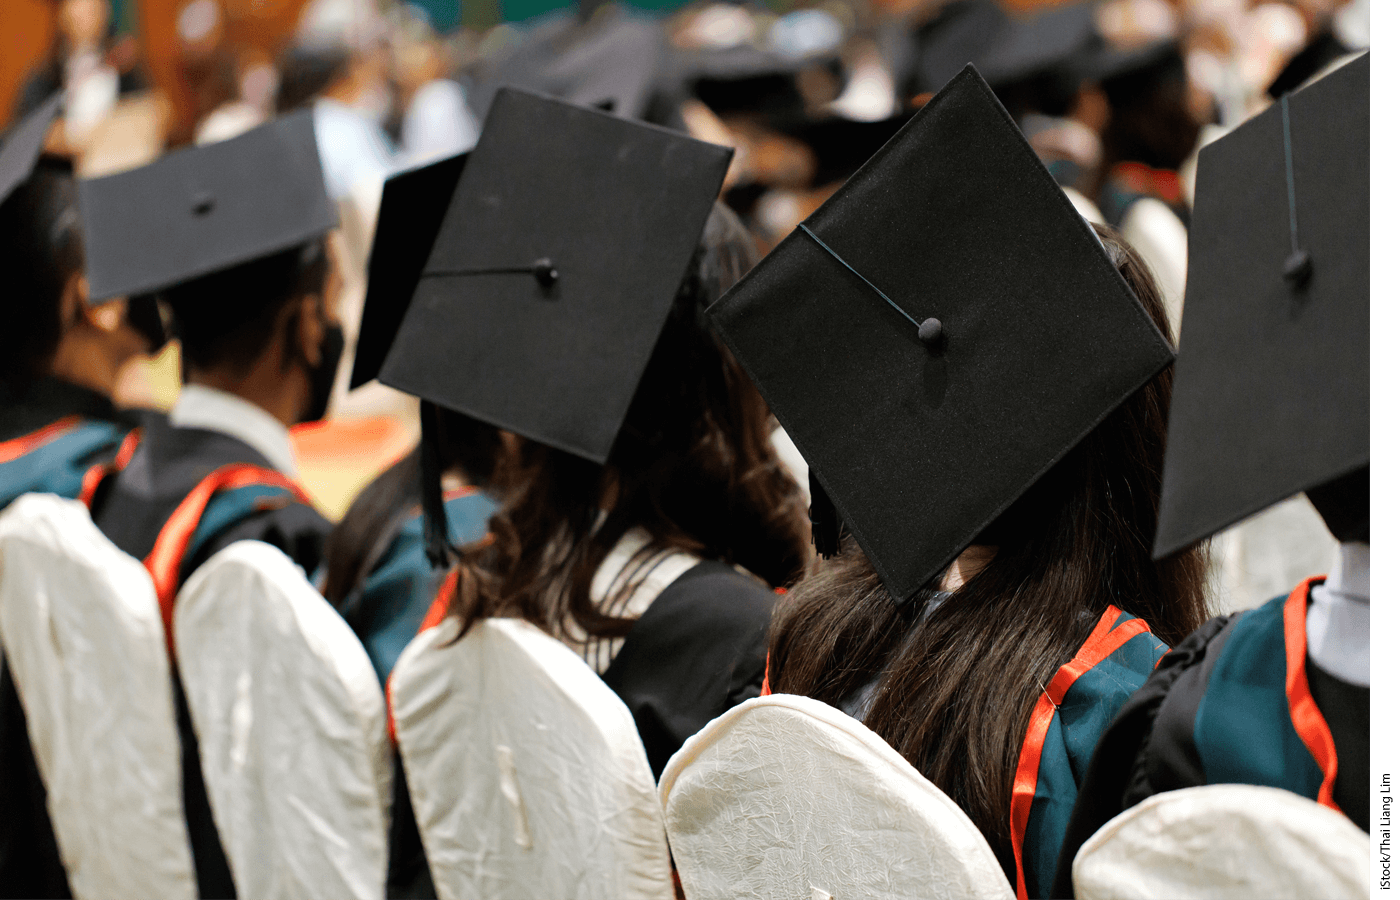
[642,560,778,637]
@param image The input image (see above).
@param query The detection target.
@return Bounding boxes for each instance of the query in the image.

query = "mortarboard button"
[918,317,943,346]
[1283,248,1312,288]
[191,192,216,216]
[532,258,559,288]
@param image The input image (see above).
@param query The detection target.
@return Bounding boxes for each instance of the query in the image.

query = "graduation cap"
[79,110,336,301]
[914,0,1009,96]
[708,65,1173,603]
[378,87,731,563]
[0,93,63,209]
[349,151,469,390]
[977,1,1099,88]
[470,11,666,122]
[1152,53,1368,559]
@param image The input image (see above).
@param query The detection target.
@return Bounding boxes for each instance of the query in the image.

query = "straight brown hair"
[766,223,1209,860]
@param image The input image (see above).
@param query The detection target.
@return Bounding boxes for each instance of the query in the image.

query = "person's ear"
[296,292,324,368]
[59,273,88,331]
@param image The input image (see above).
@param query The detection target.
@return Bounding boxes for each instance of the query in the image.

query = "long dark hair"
[447,202,810,637]
[766,223,1209,859]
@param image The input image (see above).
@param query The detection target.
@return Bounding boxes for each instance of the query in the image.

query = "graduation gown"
[0,377,146,510]
[800,603,1167,900]
[0,378,153,898]
[82,416,331,900]
[1050,576,1367,898]
[335,490,497,687]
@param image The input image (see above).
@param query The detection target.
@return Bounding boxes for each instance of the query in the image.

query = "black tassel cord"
[418,401,454,569]
[808,471,843,559]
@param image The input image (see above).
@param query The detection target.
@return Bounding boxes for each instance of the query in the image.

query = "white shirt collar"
[169,384,299,477]
[1306,541,1369,687]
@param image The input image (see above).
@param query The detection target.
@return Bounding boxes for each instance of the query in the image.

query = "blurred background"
[0,0,1369,607]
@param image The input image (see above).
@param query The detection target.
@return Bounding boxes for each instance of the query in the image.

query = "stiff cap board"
[80,111,335,301]
[709,66,1173,602]
[1153,54,1368,558]
[379,88,731,464]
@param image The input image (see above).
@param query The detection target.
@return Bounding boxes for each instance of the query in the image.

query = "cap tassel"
[809,472,843,559]
[419,401,453,569]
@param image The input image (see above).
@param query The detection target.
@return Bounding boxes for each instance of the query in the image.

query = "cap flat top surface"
[79,111,335,300]
[0,94,62,208]
[1154,54,1369,557]
[351,151,469,389]
[474,13,665,122]
[709,66,1172,602]
[379,88,731,463]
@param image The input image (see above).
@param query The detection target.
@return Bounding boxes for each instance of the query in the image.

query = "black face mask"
[298,322,344,424]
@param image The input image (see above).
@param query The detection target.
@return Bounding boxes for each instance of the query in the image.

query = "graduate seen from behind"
[73,112,343,898]
[378,89,810,779]
[0,96,168,900]
[323,151,499,688]
[0,96,166,510]
[711,67,1208,900]
[78,112,341,588]
[1051,54,1371,894]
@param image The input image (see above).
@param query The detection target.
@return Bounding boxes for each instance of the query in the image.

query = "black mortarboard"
[469,11,666,122]
[915,0,1009,96]
[379,87,730,463]
[380,88,729,565]
[1267,31,1351,100]
[1152,54,1368,559]
[977,1,1098,88]
[79,111,335,301]
[350,151,469,390]
[708,65,1173,603]
[0,94,62,209]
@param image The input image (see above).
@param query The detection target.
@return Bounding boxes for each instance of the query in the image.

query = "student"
[79,112,340,593]
[0,96,165,510]
[0,92,163,900]
[1050,54,1369,895]
[75,112,342,898]
[709,67,1208,900]
[378,89,809,776]
[322,151,498,687]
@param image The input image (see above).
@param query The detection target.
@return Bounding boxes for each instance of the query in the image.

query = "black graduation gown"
[0,379,155,899]
[1050,577,1368,898]
[84,416,332,900]
[601,560,776,779]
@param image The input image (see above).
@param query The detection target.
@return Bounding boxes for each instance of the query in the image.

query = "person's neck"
[49,333,121,398]
[186,366,303,428]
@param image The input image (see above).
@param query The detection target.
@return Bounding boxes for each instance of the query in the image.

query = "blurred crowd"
[3,0,1369,606]
[7,0,1370,247]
